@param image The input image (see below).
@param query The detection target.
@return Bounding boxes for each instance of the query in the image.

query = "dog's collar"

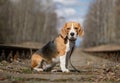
[58,34,67,44]
[59,34,65,39]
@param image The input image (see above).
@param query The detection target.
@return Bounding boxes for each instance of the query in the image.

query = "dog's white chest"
[66,40,70,52]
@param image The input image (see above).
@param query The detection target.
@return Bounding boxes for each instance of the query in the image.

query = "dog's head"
[60,21,84,41]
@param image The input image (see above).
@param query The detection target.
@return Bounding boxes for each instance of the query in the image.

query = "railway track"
[83,44,120,62]
[0,44,120,62]
[0,44,39,62]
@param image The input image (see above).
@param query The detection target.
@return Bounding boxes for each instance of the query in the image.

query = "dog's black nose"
[70,32,74,36]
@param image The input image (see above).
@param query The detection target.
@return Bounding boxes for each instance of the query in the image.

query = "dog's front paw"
[62,69,70,73]
[51,69,58,72]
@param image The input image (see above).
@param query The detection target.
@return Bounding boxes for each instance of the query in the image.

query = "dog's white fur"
[60,40,70,72]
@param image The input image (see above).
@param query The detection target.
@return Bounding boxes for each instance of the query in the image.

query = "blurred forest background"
[0,0,58,44]
[0,0,120,48]
[82,0,120,48]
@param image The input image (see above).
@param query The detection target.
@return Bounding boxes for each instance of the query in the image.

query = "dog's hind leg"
[43,57,60,72]
[33,63,43,72]
[31,53,43,72]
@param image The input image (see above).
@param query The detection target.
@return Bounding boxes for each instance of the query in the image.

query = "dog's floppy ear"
[78,24,84,37]
[60,23,67,38]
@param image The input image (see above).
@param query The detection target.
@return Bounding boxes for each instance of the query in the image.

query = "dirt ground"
[0,49,120,83]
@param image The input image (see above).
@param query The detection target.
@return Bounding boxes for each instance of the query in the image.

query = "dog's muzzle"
[68,32,77,41]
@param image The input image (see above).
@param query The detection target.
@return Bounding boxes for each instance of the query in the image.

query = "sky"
[53,0,93,25]
[53,0,93,46]
[11,0,93,26]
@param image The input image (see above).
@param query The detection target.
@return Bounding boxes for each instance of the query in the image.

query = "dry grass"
[0,49,120,83]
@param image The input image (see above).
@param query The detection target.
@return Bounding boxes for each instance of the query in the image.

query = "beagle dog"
[31,21,84,72]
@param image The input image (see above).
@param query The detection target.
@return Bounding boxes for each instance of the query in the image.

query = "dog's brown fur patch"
[31,53,43,69]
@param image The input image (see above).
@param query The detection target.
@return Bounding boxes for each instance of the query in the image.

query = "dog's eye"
[74,27,78,30]
[67,28,70,30]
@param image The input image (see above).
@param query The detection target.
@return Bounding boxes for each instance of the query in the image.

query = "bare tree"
[0,0,58,44]
[82,0,117,48]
